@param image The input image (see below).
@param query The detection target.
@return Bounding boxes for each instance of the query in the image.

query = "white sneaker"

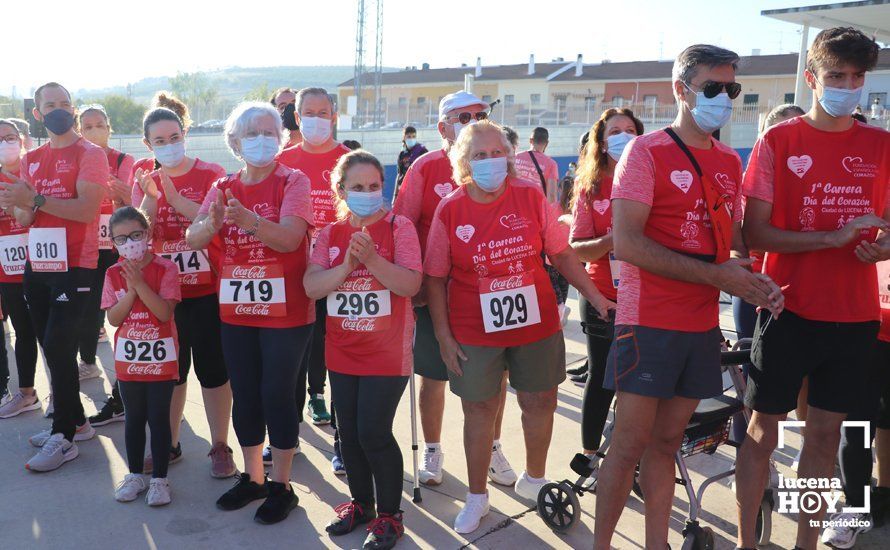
[453,492,490,534]
[558,304,571,328]
[821,512,873,549]
[419,446,444,486]
[78,362,101,381]
[146,478,172,506]
[488,443,518,486]
[29,421,95,447]
[115,473,147,502]
[0,391,40,418]
[44,393,53,418]
[25,433,78,472]
[514,470,549,502]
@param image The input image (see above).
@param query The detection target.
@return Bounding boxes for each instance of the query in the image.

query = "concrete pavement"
[0,295,887,549]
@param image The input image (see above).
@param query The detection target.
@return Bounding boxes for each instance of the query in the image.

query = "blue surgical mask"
[687,88,733,133]
[240,135,279,167]
[470,157,508,192]
[345,189,384,217]
[153,141,186,168]
[43,109,75,135]
[606,132,634,161]
[818,85,863,118]
[405,138,417,148]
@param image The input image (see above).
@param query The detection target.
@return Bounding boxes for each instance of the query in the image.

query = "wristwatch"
[32,194,46,212]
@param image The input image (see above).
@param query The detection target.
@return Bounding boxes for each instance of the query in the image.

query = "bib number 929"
[489,293,528,329]
[479,273,542,334]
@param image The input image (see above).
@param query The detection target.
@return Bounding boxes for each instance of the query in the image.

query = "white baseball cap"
[438,91,488,119]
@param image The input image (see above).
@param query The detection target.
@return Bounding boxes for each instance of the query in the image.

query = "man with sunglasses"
[738,28,890,550]
[0,82,108,472]
[592,45,785,549]
[393,90,518,489]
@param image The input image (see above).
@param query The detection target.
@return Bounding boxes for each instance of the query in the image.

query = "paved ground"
[1,295,887,549]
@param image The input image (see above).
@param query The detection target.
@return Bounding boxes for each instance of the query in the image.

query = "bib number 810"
[489,293,528,329]
[34,242,59,259]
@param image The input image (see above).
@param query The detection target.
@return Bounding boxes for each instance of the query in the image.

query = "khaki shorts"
[448,331,566,402]
[413,306,448,381]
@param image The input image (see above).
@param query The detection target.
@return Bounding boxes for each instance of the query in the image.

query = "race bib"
[478,272,542,333]
[609,252,621,289]
[115,337,176,364]
[327,282,392,332]
[114,324,178,380]
[28,227,68,272]
[0,233,29,276]
[98,214,112,250]
[158,239,212,286]
[219,263,286,317]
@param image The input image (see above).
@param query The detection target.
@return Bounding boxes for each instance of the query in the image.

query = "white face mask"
[153,141,186,168]
[451,119,476,143]
[115,237,148,262]
[300,116,332,145]
[0,142,21,165]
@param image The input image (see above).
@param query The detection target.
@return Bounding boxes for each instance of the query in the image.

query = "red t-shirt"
[276,143,350,231]
[132,159,226,299]
[310,212,422,376]
[198,163,315,328]
[743,118,890,323]
[0,169,28,283]
[101,255,181,382]
[878,261,890,343]
[612,130,743,331]
[570,176,617,301]
[392,149,457,256]
[100,148,135,214]
[23,138,109,270]
[424,177,569,347]
[515,150,559,193]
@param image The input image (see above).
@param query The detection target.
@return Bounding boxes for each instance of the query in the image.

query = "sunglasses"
[449,111,489,125]
[111,230,146,246]
[684,81,742,100]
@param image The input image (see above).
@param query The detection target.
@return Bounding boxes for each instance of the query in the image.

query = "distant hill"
[74,66,383,104]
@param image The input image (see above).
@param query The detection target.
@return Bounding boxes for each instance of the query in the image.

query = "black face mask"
[43,108,75,135]
[281,103,299,131]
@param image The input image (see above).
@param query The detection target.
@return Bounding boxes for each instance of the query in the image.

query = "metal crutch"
[408,369,422,503]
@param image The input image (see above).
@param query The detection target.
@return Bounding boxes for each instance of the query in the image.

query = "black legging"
[329,371,408,514]
[119,380,175,478]
[77,249,117,365]
[297,300,329,405]
[580,294,616,451]
[0,282,38,388]
[839,339,890,507]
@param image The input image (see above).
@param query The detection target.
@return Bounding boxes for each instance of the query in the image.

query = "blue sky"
[1,0,880,96]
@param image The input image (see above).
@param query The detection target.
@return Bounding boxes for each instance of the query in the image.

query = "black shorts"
[745,310,879,415]
[413,306,448,381]
[175,293,228,388]
[871,340,890,430]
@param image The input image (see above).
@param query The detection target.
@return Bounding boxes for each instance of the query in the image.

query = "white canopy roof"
[763,1,890,43]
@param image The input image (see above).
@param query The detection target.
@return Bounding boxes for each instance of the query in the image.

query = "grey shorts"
[448,331,566,402]
[413,306,448,381]
[603,325,723,400]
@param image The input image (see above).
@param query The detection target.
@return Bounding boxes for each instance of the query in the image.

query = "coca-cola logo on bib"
[127,364,165,376]
[180,273,199,285]
[123,326,160,340]
[487,275,525,292]
[341,318,376,331]
[234,304,271,316]
[231,265,268,278]
[339,277,374,292]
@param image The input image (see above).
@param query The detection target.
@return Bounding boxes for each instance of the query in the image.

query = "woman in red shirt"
[305,150,421,550]
[570,108,643,459]
[0,119,40,418]
[424,121,614,534]
[187,101,314,525]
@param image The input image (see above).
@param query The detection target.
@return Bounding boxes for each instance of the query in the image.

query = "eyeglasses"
[78,103,107,115]
[111,230,146,246]
[448,111,489,125]
[684,81,742,100]
[0,135,20,144]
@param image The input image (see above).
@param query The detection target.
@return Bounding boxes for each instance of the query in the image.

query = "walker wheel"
[537,481,581,533]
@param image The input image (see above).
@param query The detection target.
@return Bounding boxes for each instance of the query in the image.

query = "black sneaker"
[326,501,376,536]
[254,481,299,524]
[363,512,404,550]
[566,362,588,376]
[89,393,125,426]
[872,486,890,527]
[216,473,269,511]
[570,372,588,385]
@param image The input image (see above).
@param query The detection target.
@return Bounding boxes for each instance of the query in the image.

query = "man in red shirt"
[393,91,517,487]
[592,46,784,549]
[0,82,108,472]
[514,127,559,205]
[737,28,890,550]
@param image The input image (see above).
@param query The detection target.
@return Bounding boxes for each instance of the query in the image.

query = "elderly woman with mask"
[187,101,314,526]
[424,120,614,534]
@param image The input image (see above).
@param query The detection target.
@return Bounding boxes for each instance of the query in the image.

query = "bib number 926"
[122,340,168,362]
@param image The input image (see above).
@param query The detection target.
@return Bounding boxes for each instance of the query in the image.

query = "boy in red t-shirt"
[738,28,890,550]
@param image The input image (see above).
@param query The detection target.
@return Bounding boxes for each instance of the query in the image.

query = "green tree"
[80,95,145,135]
[170,71,222,123]
[0,96,24,119]
[245,82,272,102]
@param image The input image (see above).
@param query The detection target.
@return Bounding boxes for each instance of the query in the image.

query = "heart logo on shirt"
[786,155,813,178]
[433,183,453,198]
[322,170,332,184]
[455,224,475,243]
[670,170,694,193]
[714,173,732,190]
[28,162,39,177]
[499,214,516,228]
[592,199,610,215]
[842,156,863,173]
[329,246,340,263]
